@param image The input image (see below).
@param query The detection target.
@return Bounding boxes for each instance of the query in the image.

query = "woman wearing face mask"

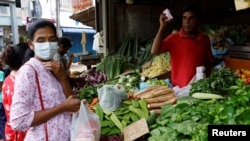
[10,20,81,141]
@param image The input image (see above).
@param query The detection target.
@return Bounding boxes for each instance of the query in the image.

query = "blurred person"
[1,43,34,141]
[10,20,81,141]
[0,62,5,141]
[151,3,214,88]
[53,37,74,75]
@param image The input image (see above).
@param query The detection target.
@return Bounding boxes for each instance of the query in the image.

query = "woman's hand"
[42,61,67,81]
[61,95,81,113]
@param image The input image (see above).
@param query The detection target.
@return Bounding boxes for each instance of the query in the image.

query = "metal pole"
[9,2,19,44]
[56,0,61,37]
[102,0,108,56]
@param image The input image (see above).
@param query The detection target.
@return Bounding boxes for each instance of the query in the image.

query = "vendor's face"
[58,45,70,55]
[182,11,199,35]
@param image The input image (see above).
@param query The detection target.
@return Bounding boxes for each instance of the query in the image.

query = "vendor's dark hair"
[182,3,202,18]
[58,37,72,48]
[1,43,34,70]
[27,20,57,41]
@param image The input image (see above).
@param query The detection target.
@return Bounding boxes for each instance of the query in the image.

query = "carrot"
[145,93,175,104]
[90,97,99,106]
[147,97,177,109]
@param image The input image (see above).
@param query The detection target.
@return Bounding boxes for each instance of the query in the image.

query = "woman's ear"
[27,39,34,50]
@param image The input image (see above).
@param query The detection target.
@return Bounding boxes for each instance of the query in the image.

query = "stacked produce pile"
[190,67,237,95]
[95,34,155,82]
[94,99,150,139]
[147,67,250,141]
[96,54,132,80]
[236,68,250,84]
[141,53,171,78]
[134,85,177,114]
[115,35,154,66]
[70,68,107,95]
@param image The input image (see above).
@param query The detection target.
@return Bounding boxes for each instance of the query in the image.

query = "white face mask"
[34,42,58,60]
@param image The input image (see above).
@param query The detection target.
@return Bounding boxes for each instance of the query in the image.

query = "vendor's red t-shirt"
[161,28,214,88]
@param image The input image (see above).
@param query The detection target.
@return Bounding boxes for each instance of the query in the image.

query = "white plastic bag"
[70,101,101,141]
[174,66,206,98]
[97,85,128,112]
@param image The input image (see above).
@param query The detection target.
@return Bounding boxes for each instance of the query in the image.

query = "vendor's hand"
[159,13,168,31]
[42,61,67,80]
[62,95,81,113]
[69,53,74,60]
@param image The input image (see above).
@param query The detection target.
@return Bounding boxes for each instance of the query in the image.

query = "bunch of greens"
[148,79,250,141]
[78,85,98,103]
[190,67,238,96]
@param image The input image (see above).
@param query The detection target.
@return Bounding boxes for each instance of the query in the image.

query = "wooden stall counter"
[224,57,250,71]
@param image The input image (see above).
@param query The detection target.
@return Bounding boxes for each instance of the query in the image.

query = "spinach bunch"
[190,67,238,95]
[78,85,98,103]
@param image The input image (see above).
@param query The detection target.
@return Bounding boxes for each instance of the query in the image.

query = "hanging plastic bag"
[70,101,101,141]
[97,85,128,112]
[174,66,206,98]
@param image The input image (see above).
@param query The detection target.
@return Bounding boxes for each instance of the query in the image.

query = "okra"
[130,112,139,122]
[108,127,121,135]
[123,100,133,105]
[101,127,110,135]
[101,120,110,127]
[123,113,131,121]
[114,107,130,116]
[110,113,124,132]
[132,100,140,108]
[94,104,103,122]
[109,120,115,128]
[121,120,128,128]
[139,99,149,118]
[129,105,143,119]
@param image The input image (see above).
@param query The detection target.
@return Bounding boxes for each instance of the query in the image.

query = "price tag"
[123,118,149,141]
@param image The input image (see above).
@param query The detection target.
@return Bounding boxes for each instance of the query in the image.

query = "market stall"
[69,0,250,140]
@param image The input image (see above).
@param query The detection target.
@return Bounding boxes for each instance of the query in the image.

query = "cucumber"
[192,92,224,100]
[146,111,158,126]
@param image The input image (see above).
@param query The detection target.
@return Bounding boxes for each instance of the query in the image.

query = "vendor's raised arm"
[151,13,171,54]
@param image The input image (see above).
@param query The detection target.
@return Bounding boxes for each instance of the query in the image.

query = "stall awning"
[61,27,96,34]
[69,6,96,29]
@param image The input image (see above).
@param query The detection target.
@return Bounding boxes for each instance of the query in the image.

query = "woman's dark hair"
[27,20,57,41]
[23,47,35,63]
[58,37,72,48]
[182,3,202,18]
[1,43,34,70]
